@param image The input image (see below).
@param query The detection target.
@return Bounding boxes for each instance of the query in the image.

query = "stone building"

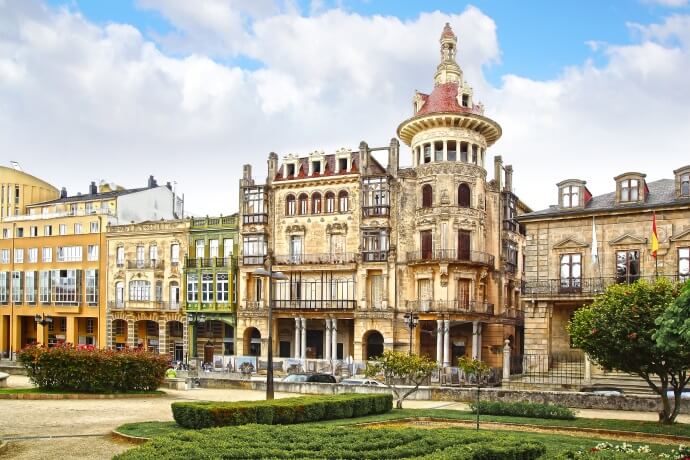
[518,166,690,377]
[236,23,529,370]
[106,219,189,361]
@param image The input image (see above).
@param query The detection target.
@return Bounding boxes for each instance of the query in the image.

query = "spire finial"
[434,23,462,86]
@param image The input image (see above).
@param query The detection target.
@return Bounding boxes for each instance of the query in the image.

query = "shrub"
[172,394,393,429]
[114,424,546,460]
[17,345,168,393]
[469,400,576,420]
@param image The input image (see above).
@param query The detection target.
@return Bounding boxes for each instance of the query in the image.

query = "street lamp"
[403,312,419,355]
[253,265,288,400]
[187,312,207,368]
[34,313,53,346]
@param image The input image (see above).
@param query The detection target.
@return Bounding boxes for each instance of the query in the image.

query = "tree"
[458,357,491,430]
[365,350,437,409]
[569,278,690,424]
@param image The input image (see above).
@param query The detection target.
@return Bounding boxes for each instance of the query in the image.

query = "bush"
[172,394,393,429]
[17,345,168,393]
[469,401,576,420]
[114,424,546,460]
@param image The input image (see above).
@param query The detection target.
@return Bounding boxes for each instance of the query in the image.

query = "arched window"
[298,193,308,215]
[421,184,433,208]
[338,191,349,212]
[285,194,296,216]
[311,193,322,214]
[458,184,471,208]
[129,280,151,301]
[325,192,335,213]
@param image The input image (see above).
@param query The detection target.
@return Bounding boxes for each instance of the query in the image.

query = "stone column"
[443,320,450,367]
[436,320,443,366]
[66,316,77,345]
[584,353,592,383]
[294,317,301,359]
[158,320,167,355]
[502,339,511,379]
[300,317,307,360]
[443,140,448,162]
[127,320,136,348]
[331,318,337,360]
[324,318,331,360]
[36,322,45,346]
[472,321,480,360]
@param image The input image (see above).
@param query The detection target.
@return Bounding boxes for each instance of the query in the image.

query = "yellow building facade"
[0,165,59,219]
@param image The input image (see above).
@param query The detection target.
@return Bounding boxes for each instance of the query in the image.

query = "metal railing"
[108,300,181,310]
[522,274,685,297]
[405,299,494,315]
[362,205,390,217]
[127,259,164,270]
[243,256,265,265]
[406,249,494,267]
[274,253,357,265]
[272,299,356,311]
[506,352,584,388]
[185,257,233,268]
[362,251,388,262]
[243,213,268,224]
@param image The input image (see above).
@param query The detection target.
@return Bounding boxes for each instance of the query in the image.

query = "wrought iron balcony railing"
[185,257,233,268]
[243,213,268,224]
[362,205,390,217]
[127,259,164,270]
[272,299,356,311]
[405,299,495,315]
[273,253,357,265]
[108,300,181,310]
[362,251,388,262]
[521,274,686,297]
[406,249,494,267]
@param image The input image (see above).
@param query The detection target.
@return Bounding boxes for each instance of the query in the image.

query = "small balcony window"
[561,185,580,208]
[620,179,639,202]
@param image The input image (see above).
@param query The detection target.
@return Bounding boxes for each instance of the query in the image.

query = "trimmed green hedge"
[470,400,576,420]
[172,394,393,428]
[114,424,546,459]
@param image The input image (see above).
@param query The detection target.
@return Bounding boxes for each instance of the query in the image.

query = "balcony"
[185,257,233,269]
[108,300,181,311]
[362,205,390,217]
[191,215,238,228]
[274,253,357,265]
[272,299,356,311]
[406,249,494,268]
[127,259,164,270]
[362,251,388,262]
[405,299,495,315]
[521,274,684,298]
[243,213,268,224]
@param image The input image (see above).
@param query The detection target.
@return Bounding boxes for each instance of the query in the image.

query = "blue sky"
[47,0,688,85]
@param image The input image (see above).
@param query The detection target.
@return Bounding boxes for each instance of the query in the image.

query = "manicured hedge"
[17,345,168,393]
[470,400,576,420]
[114,424,546,459]
[172,394,393,429]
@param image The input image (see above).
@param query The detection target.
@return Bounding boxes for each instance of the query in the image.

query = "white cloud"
[641,0,688,7]
[1,1,690,215]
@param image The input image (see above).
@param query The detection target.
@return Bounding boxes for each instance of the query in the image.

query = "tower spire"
[434,23,463,86]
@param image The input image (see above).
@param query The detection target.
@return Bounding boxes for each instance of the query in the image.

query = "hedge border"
[172,394,393,428]
[470,400,576,420]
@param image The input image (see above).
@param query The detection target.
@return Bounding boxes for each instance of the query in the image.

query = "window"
[171,243,180,265]
[42,247,52,262]
[286,163,295,177]
[243,235,266,264]
[59,224,66,235]
[297,194,308,215]
[620,179,639,202]
[223,239,233,258]
[616,250,640,283]
[85,269,98,304]
[289,236,303,263]
[187,274,198,302]
[458,184,470,208]
[39,271,50,303]
[155,280,162,302]
[561,185,580,208]
[434,141,443,162]
[149,244,158,262]
[421,184,433,208]
[472,145,478,164]
[502,239,518,270]
[12,271,22,303]
[86,319,95,334]
[338,158,348,172]
[312,161,321,174]
[420,230,433,260]
[254,277,263,301]
[311,193,322,214]
[338,191,349,212]
[209,239,219,258]
[201,273,213,303]
[560,254,582,291]
[74,223,82,234]
[0,272,7,303]
[2,229,8,239]
[679,248,689,281]
[90,221,99,233]
[369,275,383,308]
[0,249,7,264]
[57,246,82,262]
[362,177,389,216]
[28,248,38,263]
[44,225,52,236]
[447,141,457,161]
[362,230,389,261]
[129,280,150,301]
[682,174,690,196]
[87,245,99,261]
[195,239,204,259]
[423,144,431,163]
[243,186,266,222]
[216,273,229,303]
[325,192,335,213]
[116,247,124,266]
[16,227,24,238]
[460,143,468,163]
[30,226,38,237]
[136,245,145,265]
[69,204,77,215]
[25,271,36,303]
[285,194,296,216]
[51,269,80,304]
[14,249,23,264]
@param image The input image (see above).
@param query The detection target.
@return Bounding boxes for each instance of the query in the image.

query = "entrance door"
[458,231,471,260]
[420,230,432,260]
[203,342,215,364]
[174,343,183,362]
[306,330,323,359]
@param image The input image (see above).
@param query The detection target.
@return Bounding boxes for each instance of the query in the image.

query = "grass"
[0,387,164,395]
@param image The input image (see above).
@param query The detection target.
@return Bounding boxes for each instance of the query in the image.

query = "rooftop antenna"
[10,161,22,171]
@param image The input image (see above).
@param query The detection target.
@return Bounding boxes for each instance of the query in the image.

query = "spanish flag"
[651,212,659,259]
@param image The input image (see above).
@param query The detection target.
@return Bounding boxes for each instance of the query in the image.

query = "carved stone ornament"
[440,189,450,206]
[326,222,348,234]
[285,224,306,235]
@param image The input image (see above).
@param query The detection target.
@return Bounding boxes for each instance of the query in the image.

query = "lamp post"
[253,263,288,400]
[34,313,52,346]
[187,312,207,369]
[403,312,419,355]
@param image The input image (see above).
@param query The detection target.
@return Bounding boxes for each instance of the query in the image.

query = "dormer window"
[675,166,690,198]
[682,174,690,196]
[620,179,638,202]
[461,94,469,107]
[338,158,348,172]
[561,186,579,208]
[557,179,589,209]
[312,161,321,174]
[286,164,295,177]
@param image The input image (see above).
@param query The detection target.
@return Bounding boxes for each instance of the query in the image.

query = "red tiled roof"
[274,152,385,181]
[417,82,465,115]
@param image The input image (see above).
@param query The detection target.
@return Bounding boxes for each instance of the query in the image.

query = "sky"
[2,0,690,215]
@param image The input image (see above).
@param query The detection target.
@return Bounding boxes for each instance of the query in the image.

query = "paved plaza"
[1,375,688,459]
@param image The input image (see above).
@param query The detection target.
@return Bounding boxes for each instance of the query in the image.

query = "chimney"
[494,155,503,191]
[60,187,67,199]
[148,175,157,188]
[504,165,513,192]
[166,181,172,190]
[267,152,278,185]
[359,141,370,175]
[89,181,97,195]
[387,138,399,177]
[241,164,255,187]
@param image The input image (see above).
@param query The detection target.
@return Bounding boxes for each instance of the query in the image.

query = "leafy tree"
[365,350,437,409]
[569,278,690,424]
[458,357,491,430]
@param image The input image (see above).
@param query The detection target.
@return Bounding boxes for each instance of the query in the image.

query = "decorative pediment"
[285,224,306,235]
[113,270,126,280]
[325,223,347,234]
[609,233,646,246]
[552,236,589,250]
[671,227,690,242]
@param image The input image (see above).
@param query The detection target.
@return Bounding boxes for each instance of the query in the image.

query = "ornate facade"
[237,24,529,370]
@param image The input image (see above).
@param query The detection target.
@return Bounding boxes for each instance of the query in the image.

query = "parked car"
[340,378,386,387]
[581,386,624,396]
[282,373,336,383]
[667,390,690,399]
